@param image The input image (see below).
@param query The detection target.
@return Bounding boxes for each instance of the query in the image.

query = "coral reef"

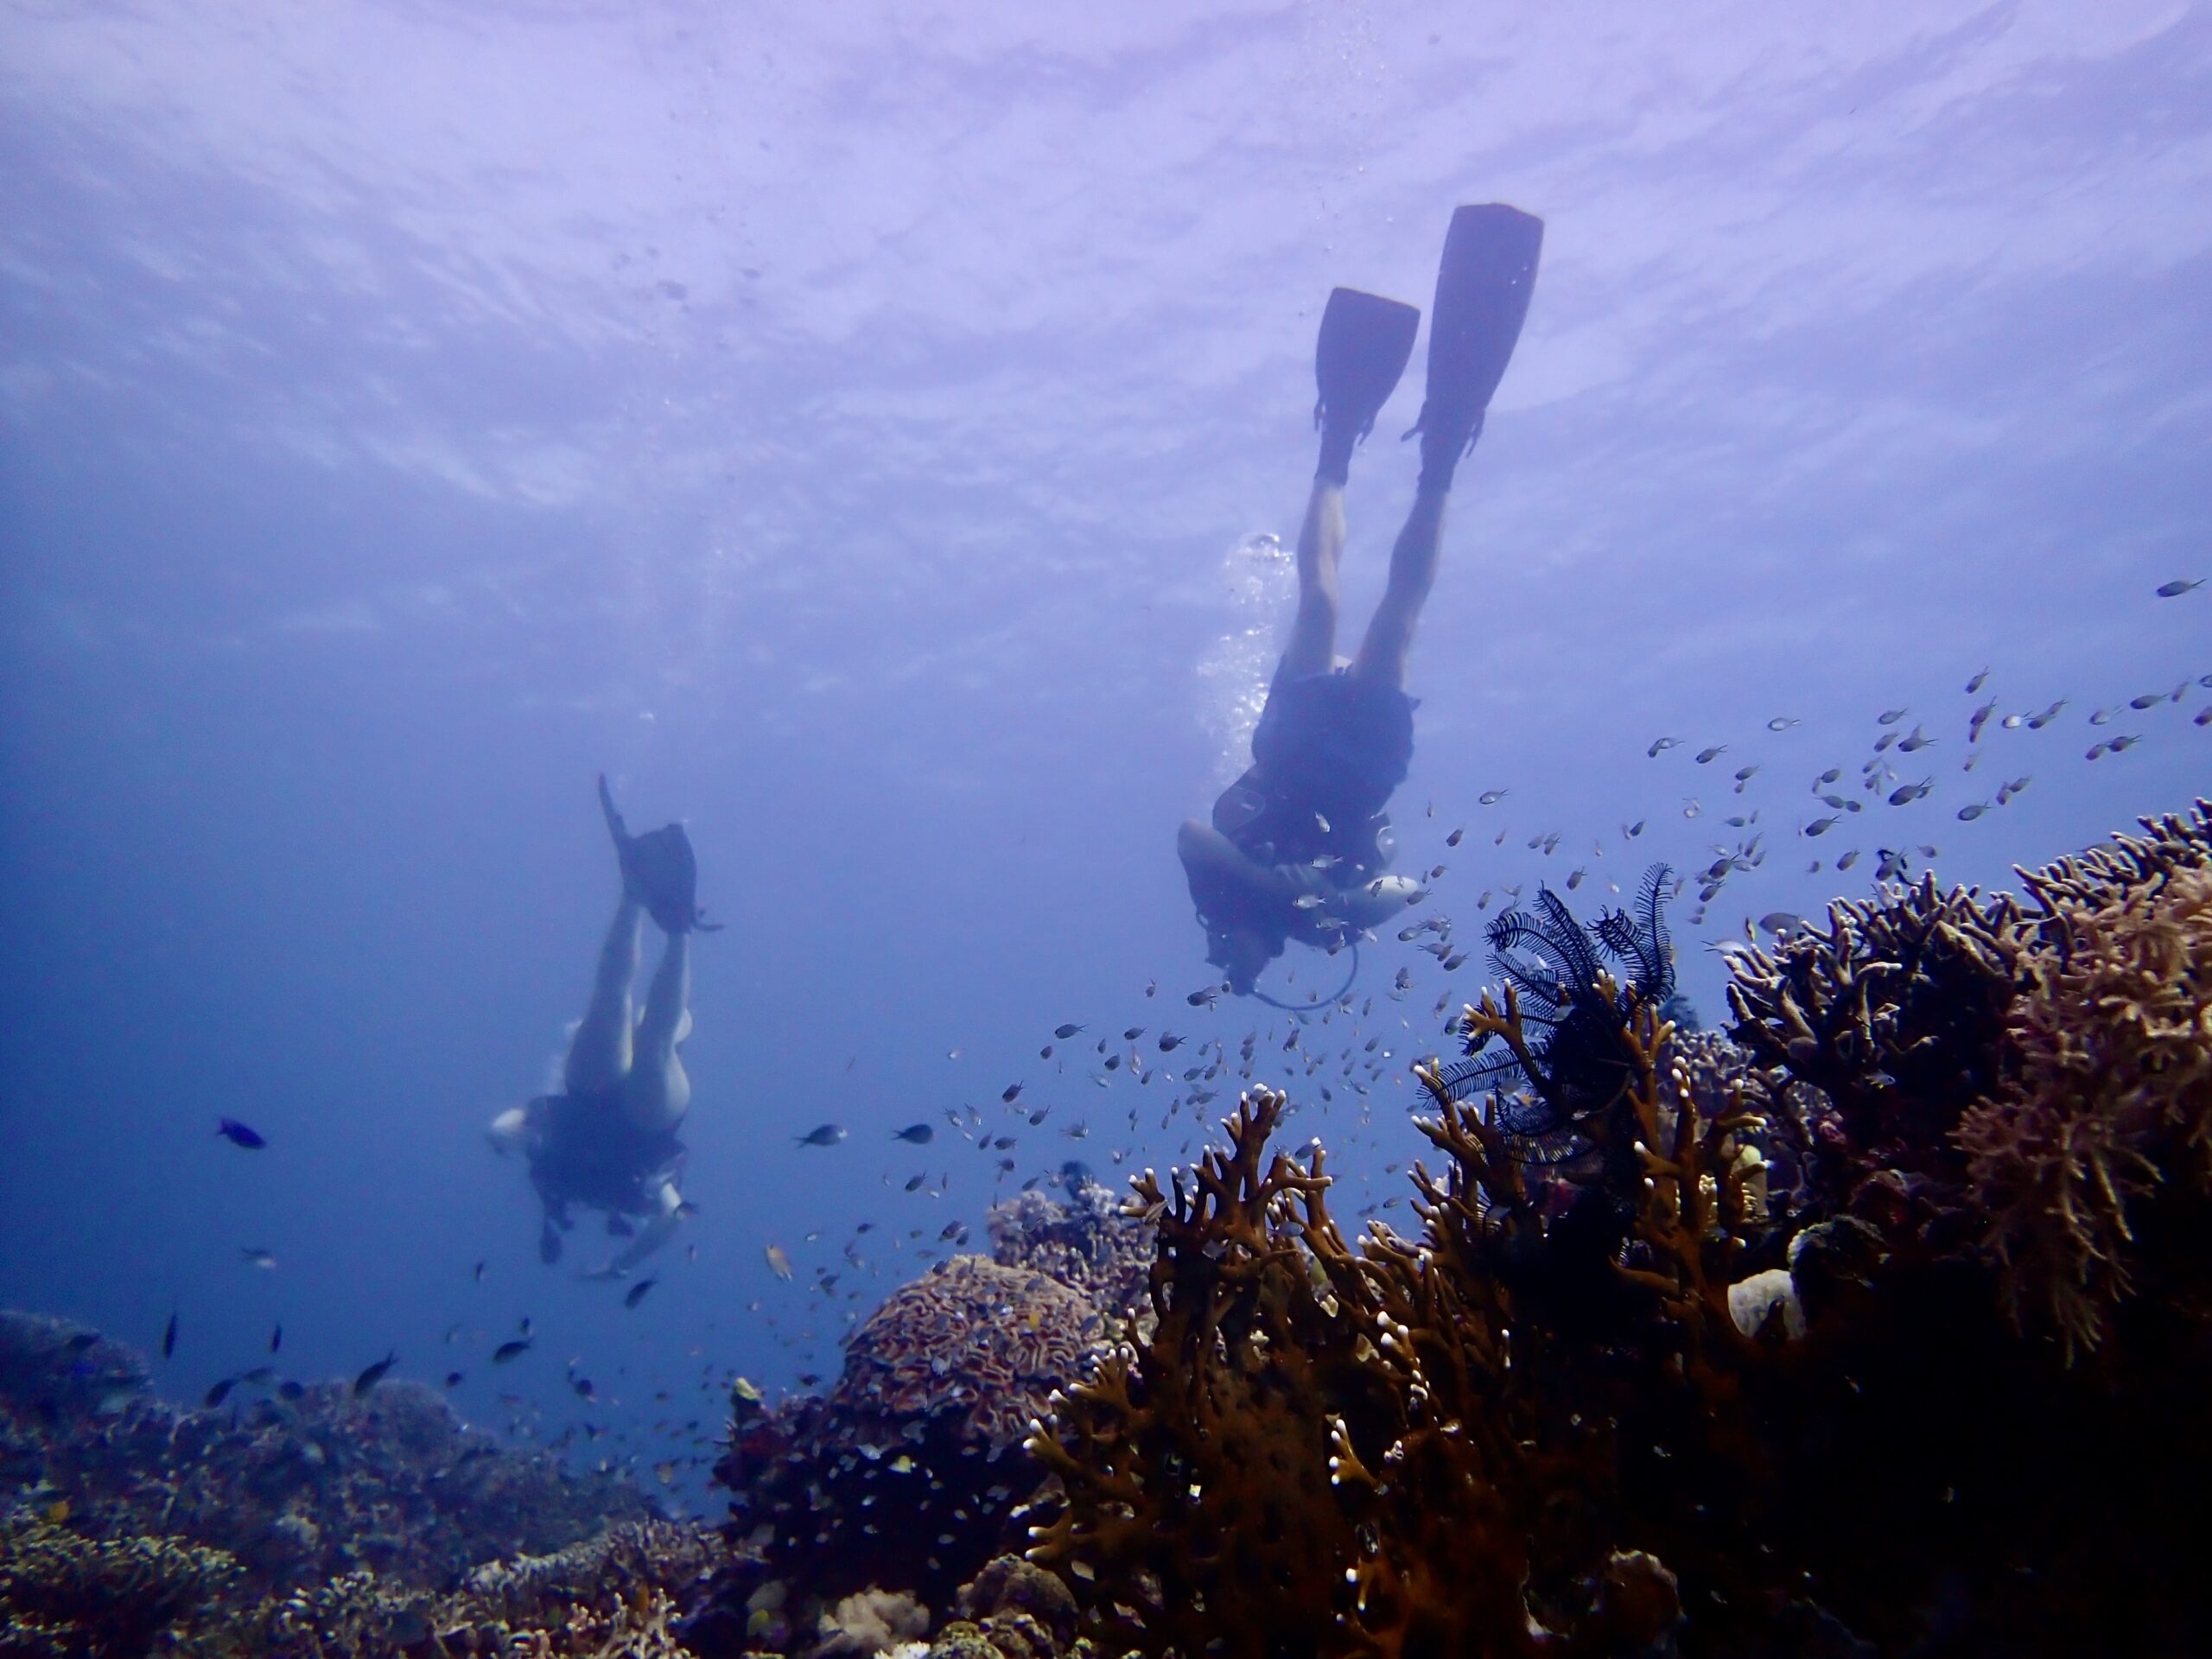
[1,1312,706,1656]
[985,1180,1152,1322]
[0,1511,238,1658]
[1027,806,2212,1658]
[703,1257,1108,1649]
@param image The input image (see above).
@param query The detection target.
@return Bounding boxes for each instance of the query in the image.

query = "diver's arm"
[1177,820,1302,904]
[599,1179,684,1276]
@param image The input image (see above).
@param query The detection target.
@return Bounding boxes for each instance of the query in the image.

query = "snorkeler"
[487,777,714,1274]
[1179,204,1542,997]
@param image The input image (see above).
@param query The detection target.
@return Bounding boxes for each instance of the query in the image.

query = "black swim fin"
[598,774,702,935]
[1409,203,1543,484]
[1314,287,1421,484]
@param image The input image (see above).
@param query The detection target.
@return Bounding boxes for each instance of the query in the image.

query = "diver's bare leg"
[623,930,692,1134]
[1349,483,1447,692]
[565,898,642,1096]
[1272,479,1347,690]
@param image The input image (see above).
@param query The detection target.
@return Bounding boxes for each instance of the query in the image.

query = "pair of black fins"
[597,774,720,934]
[1315,202,1544,456]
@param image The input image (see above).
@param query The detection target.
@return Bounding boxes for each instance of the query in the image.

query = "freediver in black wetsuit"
[488,778,715,1274]
[1179,204,1543,998]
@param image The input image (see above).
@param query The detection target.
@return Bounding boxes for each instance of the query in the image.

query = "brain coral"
[844,1255,1104,1452]
[709,1255,1106,1630]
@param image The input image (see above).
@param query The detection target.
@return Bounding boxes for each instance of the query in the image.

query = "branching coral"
[1030,816,2212,1656]
[0,1512,238,1657]
[1958,823,2212,1357]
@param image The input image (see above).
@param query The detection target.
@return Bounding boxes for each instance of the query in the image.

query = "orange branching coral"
[1029,1017,1764,1659]
[1959,848,2212,1358]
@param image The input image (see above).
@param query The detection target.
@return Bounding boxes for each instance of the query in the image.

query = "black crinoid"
[1432,862,1677,1172]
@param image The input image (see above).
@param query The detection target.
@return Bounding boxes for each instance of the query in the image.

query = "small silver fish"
[2155,578,2203,597]
[1478,789,1509,805]
[1646,738,1681,758]
[2089,707,2117,726]
[1682,798,1702,819]
[1766,716,1801,732]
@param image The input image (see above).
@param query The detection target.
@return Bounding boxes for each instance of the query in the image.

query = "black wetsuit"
[1187,669,1416,957]
[524,1090,687,1231]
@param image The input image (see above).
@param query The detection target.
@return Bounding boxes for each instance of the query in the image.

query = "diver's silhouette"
[1179,205,1542,995]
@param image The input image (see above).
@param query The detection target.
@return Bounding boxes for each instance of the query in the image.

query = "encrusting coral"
[1027,812,2212,1658]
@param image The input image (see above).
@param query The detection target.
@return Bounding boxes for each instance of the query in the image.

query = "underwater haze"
[3,0,2210,1509]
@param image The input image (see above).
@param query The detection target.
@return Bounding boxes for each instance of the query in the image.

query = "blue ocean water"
[2,1,2208,1514]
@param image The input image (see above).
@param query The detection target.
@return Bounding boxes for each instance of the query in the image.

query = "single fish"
[892,1123,935,1144]
[1645,738,1681,758]
[239,1247,277,1270]
[1759,912,1806,936]
[1957,802,1989,821]
[1478,788,1510,804]
[1836,848,1861,871]
[765,1245,794,1281]
[1888,778,1932,806]
[1878,709,1908,725]
[903,1173,926,1192]
[203,1377,237,1409]
[1625,819,1645,837]
[278,1379,306,1401]
[2089,707,2116,726]
[623,1278,658,1310]
[1001,1083,1022,1103]
[1804,816,1839,836]
[1445,826,1465,848]
[1896,726,1936,753]
[353,1351,397,1396]
[2197,707,2212,727]
[1682,798,1702,819]
[473,1261,486,1283]
[443,1371,464,1389]
[1817,767,1841,785]
[2086,741,2108,761]
[1734,763,1761,782]
[269,1323,282,1354]
[1873,732,1897,753]
[1967,699,1997,741]
[794,1123,847,1147]
[61,1330,99,1356]
[1766,716,1801,732]
[492,1338,532,1365]
[241,1366,275,1387]
[215,1118,266,1150]
[1053,1023,1083,1039]
[2107,733,2144,753]
[2156,578,2204,597]
[1695,745,1726,764]
[1965,669,1989,694]
[572,1376,596,1400]
[2025,699,2067,730]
